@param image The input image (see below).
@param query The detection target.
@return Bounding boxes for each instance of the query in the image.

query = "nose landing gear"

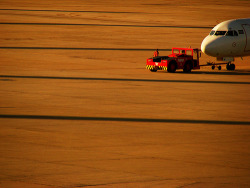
[212,65,222,70]
[205,61,235,71]
[207,61,222,70]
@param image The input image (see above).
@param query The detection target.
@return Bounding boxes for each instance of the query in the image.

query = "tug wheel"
[150,69,157,72]
[167,61,177,73]
[183,61,192,73]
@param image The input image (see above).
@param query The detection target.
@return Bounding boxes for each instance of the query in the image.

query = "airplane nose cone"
[201,36,217,57]
[201,37,207,54]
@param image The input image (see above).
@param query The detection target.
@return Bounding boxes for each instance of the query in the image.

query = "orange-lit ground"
[0,0,250,187]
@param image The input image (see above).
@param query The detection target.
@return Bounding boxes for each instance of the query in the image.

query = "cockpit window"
[213,30,238,36]
[226,30,238,36]
[238,30,244,34]
[209,30,215,35]
[215,31,227,36]
[233,30,238,36]
[226,31,233,36]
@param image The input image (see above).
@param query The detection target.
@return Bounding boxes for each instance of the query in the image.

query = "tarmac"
[0,0,250,187]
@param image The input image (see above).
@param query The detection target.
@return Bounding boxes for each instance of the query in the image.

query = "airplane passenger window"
[234,30,238,36]
[215,31,226,35]
[210,30,215,35]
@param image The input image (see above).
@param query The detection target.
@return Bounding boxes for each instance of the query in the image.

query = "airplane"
[201,18,250,70]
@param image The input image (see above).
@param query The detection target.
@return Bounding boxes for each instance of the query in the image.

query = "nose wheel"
[206,61,235,71]
[226,62,235,70]
[212,65,221,70]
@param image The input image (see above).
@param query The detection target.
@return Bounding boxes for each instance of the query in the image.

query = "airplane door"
[242,24,250,51]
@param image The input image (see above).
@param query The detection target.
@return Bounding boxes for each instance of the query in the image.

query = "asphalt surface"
[1,0,250,187]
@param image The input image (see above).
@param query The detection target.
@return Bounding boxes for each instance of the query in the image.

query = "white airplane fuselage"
[201,18,250,61]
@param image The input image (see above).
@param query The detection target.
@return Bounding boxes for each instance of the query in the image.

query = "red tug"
[146,47,201,73]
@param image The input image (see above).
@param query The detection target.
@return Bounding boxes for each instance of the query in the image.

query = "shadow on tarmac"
[0,46,172,51]
[0,8,143,14]
[0,22,211,29]
[1,114,250,125]
[1,75,249,85]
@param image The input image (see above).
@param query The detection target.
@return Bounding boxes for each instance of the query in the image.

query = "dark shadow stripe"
[0,47,171,51]
[0,114,249,125]
[0,8,141,14]
[0,22,212,29]
[0,75,249,84]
